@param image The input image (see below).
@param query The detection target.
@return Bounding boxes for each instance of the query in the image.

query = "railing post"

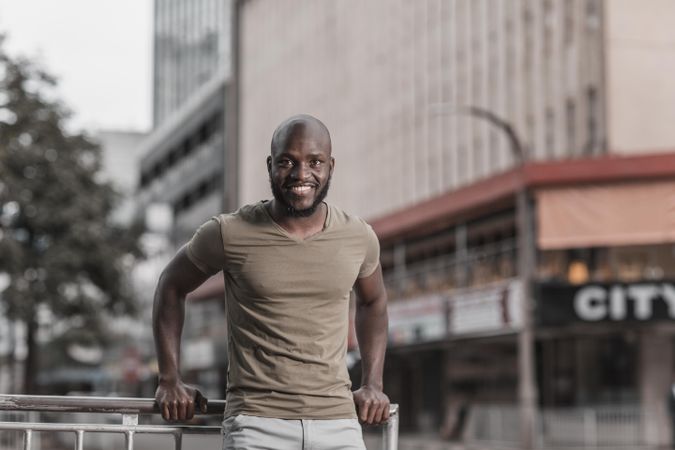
[382,405,399,450]
[490,407,502,442]
[28,412,40,449]
[22,429,32,450]
[537,408,545,448]
[174,430,183,450]
[123,413,138,450]
[584,408,598,448]
[75,429,84,450]
[125,430,135,450]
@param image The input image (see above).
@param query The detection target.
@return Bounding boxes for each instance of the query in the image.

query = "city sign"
[537,281,675,325]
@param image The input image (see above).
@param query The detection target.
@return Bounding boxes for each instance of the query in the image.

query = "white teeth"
[290,185,312,193]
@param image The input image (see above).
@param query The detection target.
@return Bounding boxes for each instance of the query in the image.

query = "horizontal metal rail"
[0,422,221,434]
[0,394,399,450]
[0,394,225,415]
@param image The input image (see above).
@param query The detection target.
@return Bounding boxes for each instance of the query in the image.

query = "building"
[234,0,675,448]
[152,0,233,128]
[134,0,238,398]
[137,0,236,245]
[237,0,605,215]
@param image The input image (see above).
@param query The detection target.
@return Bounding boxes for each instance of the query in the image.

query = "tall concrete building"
[152,0,232,127]
[238,0,607,217]
[138,0,235,245]
[235,1,675,448]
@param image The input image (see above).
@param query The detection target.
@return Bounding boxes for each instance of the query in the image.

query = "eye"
[310,160,322,167]
[278,159,293,167]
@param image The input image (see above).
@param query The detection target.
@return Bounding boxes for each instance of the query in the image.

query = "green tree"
[0,35,144,393]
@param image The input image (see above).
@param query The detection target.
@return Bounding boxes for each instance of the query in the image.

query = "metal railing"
[465,404,648,449]
[539,406,645,448]
[0,394,399,450]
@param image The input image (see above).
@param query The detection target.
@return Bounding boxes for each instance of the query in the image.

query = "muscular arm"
[153,246,210,421]
[353,264,390,426]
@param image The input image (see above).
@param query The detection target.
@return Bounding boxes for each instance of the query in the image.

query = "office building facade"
[139,0,235,245]
[153,0,232,127]
[238,0,606,217]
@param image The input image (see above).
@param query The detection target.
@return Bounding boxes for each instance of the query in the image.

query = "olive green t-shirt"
[186,201,380,419]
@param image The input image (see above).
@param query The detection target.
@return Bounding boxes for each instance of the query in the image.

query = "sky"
[0,0,153,133]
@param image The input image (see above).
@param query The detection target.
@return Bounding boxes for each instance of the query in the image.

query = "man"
[153,114,390,449]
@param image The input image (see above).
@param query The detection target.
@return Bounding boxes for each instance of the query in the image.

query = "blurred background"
[1,0,675,449]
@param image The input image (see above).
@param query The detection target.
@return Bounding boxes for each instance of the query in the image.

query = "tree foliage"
[0,35,144,392]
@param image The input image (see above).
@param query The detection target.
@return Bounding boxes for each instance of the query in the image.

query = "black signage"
[536,281,675,326]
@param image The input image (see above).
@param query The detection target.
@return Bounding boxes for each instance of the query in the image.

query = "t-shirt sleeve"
[186,217,226,275]
[358,224,381,278]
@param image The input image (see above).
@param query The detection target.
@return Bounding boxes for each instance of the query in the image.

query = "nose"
[291,162,310,180]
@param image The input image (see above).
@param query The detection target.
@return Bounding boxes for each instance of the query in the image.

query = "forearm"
[355,295,388,389]
[152,273,187,383]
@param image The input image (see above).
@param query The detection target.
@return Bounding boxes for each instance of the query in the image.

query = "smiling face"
[267,116,334,217]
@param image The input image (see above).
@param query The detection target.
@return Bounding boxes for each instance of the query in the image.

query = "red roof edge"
[370,151,675,243]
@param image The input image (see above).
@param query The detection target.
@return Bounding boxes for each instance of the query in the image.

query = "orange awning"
[537,180,675,249]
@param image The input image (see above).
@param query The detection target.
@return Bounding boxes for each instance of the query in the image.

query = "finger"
[178,399,187,421]
[376,402,388,425]
[382,402,391,422]
[369,403,382,425]
[186,397,195,420]
[359,400,371,424]
[170,400,178,421]
[366,400,378,425]
[162,403,170,422]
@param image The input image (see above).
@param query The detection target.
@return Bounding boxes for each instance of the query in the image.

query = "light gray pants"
[222,414,366,450]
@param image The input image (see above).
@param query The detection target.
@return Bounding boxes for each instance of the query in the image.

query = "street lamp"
[433,104,538,449]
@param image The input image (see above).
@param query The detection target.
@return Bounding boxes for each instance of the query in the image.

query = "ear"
[329,157,335,176]
[266,156,272,173]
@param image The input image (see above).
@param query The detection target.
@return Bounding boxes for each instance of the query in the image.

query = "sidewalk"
[366,433,675,450]
[365,432,491,450]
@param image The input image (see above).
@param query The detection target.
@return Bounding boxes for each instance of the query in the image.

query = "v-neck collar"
[261,200,332,243]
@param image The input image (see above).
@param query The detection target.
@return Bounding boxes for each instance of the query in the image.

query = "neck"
[268,200,327,236]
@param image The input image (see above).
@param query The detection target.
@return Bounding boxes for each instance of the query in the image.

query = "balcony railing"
[0,394,399,450]
[465,404,648,449]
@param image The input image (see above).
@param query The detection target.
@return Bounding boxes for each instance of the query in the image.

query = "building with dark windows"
[153,0,232,127]
[137,83,227,244]
[138,0,235,245]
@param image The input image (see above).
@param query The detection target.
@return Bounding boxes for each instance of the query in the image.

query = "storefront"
[384,280,523,434]
[535,280,675,444]
[371,152,675,446]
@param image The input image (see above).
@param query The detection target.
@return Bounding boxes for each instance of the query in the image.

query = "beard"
[270,176,331,218]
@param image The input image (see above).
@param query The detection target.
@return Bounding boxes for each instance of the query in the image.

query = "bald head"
[270,114,332,157]
[267,114,335,218]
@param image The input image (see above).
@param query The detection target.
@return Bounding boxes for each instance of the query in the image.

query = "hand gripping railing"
[0,394,399,450]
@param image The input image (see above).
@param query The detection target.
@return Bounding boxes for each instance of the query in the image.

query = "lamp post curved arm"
[430,103,528,166]
[457,106,528,165]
